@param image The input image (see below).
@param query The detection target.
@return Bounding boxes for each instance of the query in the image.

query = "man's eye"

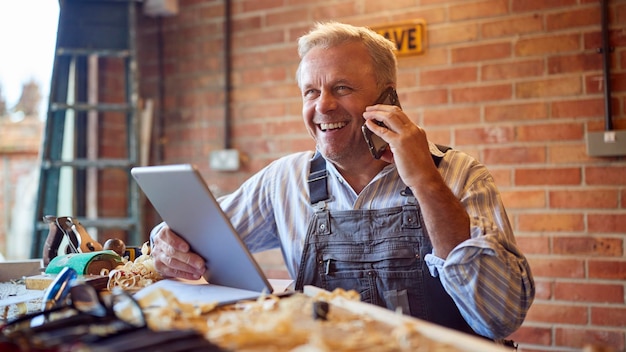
[335,86,352,95]
[303,90,319,99]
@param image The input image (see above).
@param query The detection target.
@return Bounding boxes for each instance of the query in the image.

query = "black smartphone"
[361,87,402,159]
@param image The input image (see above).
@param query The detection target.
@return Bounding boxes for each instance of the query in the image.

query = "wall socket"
[209,149,240,171]
[586,130,626,157]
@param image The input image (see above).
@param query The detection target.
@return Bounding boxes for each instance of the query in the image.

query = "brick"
[241,0,283,12]
[232,15,262,32]
[515,34,580,57]
[555,327,625,350]
[482,59,544,81]
[422,106,481,126]
[585,73,606,94]
[484,102,548,122]
[525,302,588,324]
[548,52,603,74]
[449,0,508,21]
[265,120,308,138]
[549,144,594,164]
[364,0,418,13]
[515,167,582,186]
[239,66,287,85]
[397,69,417,88]
[528,256,585,279]
[614,117,626,130]
[553,236,623,257]
[481,15,544,38]
[403,88,448,107]
[518,213,585,232]
[501,190,546,209]
[489,168,512,187]
[266,8,309,27]
[547,6,601,31]
[237,29,286,49]
[311,1,358,20]
[508,326,552,345]
[611,72,626,92]
[550,189,618,209]
[420,66,478,86]
[512,0,577,12]
[591,307,626,327]
[399,46,448,68]
[588,260,626,280]
[555,282,624,303]
[618,2,626,24]
[451,84,512,103]
[455,126,515,145]
[261,84,297,101]
[516,77,582,99]
[451,42,511,63]
[516,122,584,142]
[515,234,550,254]
[533,279,553,300]
[551,98,605,119]
[264,46,297,66]
[427,129,452,147]
[483,146,546,165]
[195,2,222,19]
[586,166,626,185]
[420,0,465,4]
[428,23,478,46]
[588,214,626,234]
[240,102,286,120]
[389,7,447,25]
[232,121,265,138]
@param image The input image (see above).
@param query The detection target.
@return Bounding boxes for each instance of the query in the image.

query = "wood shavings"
[134,288,457,352]
[107,242,163,291]
[137,287,218,331]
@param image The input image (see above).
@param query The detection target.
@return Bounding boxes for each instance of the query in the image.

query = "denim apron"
[294,150,478,336]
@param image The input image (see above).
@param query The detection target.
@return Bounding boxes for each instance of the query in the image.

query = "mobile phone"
[362,87,402,159]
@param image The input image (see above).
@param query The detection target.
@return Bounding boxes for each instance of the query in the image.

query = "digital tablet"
[131,164,273,293]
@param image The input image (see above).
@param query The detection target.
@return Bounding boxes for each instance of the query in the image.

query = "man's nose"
[315,91,337,114]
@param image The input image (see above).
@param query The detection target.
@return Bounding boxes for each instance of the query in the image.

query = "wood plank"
[303,285,510,352]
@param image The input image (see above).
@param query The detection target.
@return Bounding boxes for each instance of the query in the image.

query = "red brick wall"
[97,56,134,243]
[0,119,42,258]
[132,1,626,350]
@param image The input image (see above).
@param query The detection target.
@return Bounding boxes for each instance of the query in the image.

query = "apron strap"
[308,151,329,205]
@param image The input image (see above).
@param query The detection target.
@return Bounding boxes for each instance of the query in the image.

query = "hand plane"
[42,215,103,266]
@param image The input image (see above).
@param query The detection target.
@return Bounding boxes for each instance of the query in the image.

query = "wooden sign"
[372,20,427,57]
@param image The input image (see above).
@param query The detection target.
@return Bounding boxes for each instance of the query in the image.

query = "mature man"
[150,22,535,340]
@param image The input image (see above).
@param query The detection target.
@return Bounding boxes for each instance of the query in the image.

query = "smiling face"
[299,41,381,165]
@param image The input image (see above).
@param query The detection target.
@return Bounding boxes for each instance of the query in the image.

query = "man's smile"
[319,121,347,132]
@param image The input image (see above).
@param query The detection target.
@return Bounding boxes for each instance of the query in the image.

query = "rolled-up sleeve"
[426,217,535,339]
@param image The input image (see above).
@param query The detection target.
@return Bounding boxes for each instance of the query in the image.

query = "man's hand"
[363,104,436,186]
[151,224,206,280]
[363,104,470,258]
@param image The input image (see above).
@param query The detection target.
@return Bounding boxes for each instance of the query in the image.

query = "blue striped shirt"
[216,142,534,339]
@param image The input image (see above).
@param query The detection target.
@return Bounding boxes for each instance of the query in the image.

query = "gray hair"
[295,22,397,90]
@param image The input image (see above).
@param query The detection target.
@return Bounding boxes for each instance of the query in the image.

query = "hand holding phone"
[362,87,402,159]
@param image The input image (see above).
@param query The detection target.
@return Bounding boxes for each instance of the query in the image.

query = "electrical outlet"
[587,130,626,157]
[210,149,240,171]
